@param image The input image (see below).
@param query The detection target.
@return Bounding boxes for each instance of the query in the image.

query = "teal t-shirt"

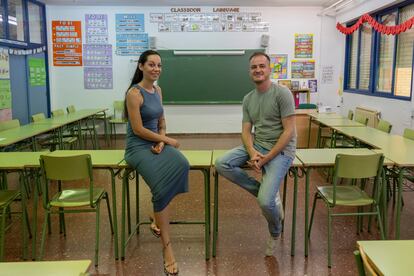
[242,83,296,158]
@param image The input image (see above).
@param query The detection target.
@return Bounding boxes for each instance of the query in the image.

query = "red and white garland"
[337,13,414,35]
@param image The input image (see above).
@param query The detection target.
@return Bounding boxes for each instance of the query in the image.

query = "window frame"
[344,0,414,101]
[0,0,46,49]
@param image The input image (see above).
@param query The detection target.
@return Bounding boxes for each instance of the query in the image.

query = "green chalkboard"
[157,49,264,104]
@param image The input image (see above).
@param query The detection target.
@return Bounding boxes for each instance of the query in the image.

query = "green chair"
[308,153,385,267]
[0,188,30,261]
[51,109,79,149]
[355,113,369,126]
[322,110,356,148]
[0,119,33,151]
[348,110,354,120]
[108,100,128,142]
[403,128,414,140]
[376,119,392,133]
[66,105,99,149]
[0,119,20,132]
[38,154,113,266]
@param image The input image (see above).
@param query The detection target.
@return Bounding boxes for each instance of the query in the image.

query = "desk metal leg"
[307,117,312,148]
[202,168,211,260]
[396,168,404,239]
[290,168,298,256]
[305,168,311,257]
[110,169,119,260]
[212,171,218,257]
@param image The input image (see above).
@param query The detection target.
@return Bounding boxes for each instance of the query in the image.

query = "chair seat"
[50,188,106,208]
[0,190,20,207]
[317,185,374,206]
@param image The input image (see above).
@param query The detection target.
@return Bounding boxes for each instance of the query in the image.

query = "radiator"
[355,106,380,127]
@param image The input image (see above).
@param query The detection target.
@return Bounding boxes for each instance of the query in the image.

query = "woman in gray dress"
[124,50,189,275]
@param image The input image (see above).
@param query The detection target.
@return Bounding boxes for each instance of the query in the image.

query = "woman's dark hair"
[124,50,161,119]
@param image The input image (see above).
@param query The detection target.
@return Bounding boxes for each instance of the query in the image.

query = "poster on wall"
[0,108,11,122]
[0,79,11,109]
[52,20,82,66]
[294,34,313,58]
[116,33,148,56]
[321,65,334,84]
[0,50,10,79]
[84,67,113,89]
[28,58,46,87]
[308,79,318,92]
[116,14,145,33]
[85,14,108,44]
[270,54,288,79]
[83,44,112,67]
[291,60,315,79]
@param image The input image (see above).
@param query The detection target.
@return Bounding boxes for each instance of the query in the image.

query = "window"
[7,0,25,42]
[28,1,43,44]
[0,0,4,38]
[345,1,414,100]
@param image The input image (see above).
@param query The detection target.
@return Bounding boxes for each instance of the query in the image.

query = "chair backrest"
[376,119,392,133]
[355,113,369,125]
[0,119,20,131]
[348,110,354,120]
[52,109,65,117]
[66,105,76,114]
[113,100,125,118]
[31,113,46,122]
[40,154,94,206]
[332,153,384,205]
[297,103,317,109]
[403,128,414,141]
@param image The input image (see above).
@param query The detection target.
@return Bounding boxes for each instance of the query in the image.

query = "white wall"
[46,5,324,133]
[329,0,414,135]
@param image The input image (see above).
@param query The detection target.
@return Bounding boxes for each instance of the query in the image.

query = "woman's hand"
[151,142,165,154]
[165,137,180,148]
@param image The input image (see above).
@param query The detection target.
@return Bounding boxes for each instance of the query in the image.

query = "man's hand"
[246,150,265,172]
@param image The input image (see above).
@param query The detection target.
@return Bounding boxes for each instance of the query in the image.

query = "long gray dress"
[124,85,189,212]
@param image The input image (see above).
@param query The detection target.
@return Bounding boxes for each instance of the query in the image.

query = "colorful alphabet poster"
[28,58,46,86]
[270,54,288,79]
[291,60,315,79]
[85,14,108,44]
[294,34,313,58]
[52,20,82,66]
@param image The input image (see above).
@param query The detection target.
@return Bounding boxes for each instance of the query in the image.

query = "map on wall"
[270,54,288,79]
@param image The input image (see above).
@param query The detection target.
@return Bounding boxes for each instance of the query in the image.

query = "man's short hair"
[249,52,271,63]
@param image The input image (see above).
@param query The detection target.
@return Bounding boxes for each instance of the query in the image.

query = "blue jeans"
[215,144,293,237]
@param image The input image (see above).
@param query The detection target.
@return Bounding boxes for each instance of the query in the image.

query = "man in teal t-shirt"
[215,52,296,256]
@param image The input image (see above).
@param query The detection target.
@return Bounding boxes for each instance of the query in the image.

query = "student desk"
[33,108,106,149]
[331,126,392,149]
[44,150,127,260]
[357,240,414,275]
[372,136,414,239]
[295,148,393,257]
[0,152,46,260]
[0,123,61,151]
[306,113,344,147]
[211,150,303,258]
[0,259,91,276]
[121,150,213,260]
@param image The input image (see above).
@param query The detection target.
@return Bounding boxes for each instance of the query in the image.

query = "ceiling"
[38,0,336,7]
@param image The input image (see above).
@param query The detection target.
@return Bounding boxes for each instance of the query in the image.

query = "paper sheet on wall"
[85,14,108,44]
[270,54,288,79]
[291,60,315,79]
[294,34,313,58]
[29,58,46,86]
[0,79,11,109]
[52,20,83,66]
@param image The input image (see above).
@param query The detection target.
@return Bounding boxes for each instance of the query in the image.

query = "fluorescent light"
[173,50,245,56]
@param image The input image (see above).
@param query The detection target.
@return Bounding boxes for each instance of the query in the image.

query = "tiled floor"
[3,134,414,275]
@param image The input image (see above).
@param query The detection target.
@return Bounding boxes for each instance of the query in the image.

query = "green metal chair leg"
[327,207,332,268]
[95,202,100,266]
[105,193,114,234]
[282,175,287,232]
[39,210,50,260]
[308,193,318,238]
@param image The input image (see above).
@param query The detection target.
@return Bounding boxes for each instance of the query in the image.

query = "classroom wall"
[46,5,325,133]
[331,0,414,135]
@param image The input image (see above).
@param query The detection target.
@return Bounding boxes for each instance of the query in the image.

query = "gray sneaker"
[265,235,279,256]
[275,191,284,221]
